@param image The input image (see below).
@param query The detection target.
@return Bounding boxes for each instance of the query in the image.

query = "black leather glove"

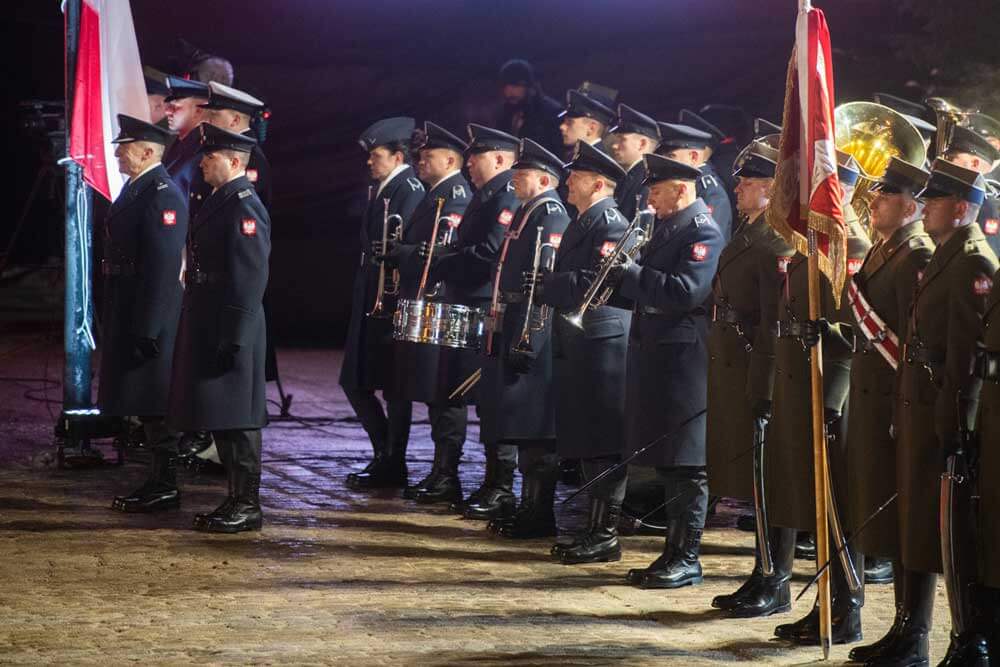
[751,399,772,420]
[418,240,458,260]
[801,318,831,348]
[522,268,547,298]
[605,254,633,289]
[507,348,535,374]
[133,336,159,361]
[215,344,239,374]
[374,239,402,267]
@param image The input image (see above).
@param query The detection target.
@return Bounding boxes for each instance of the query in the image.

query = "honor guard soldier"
[968,111,1000,182]
[766,152,871,646]
[167,124,271,533]
[705,138,796,615]
[895,160,997,666]
[429,124,521,517]
[382,122,472,504]
[102,115,188,514]
[479,139,570,535]
[609,155,724,588]
[941,126,1000,258]
[523,141,632,564]
[840,158,936,665]
[608,104,660,221]
[656,120,734,241]
[496,59,564,156]
[162,75,210,199]
[340,117,423,490]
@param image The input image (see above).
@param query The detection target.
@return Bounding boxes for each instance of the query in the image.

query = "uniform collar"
[578,195,614,219]
[659,198,709,234]
[429,169,461,191]
[376,163,408,197]
[127,161,163,185]
[627,158,645,174]
[477,170,513,200]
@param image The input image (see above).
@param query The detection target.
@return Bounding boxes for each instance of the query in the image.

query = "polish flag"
[68,0,148,201]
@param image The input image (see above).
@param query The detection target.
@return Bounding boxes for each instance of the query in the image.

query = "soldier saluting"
[167,124,271,533]
[104,115,188,514]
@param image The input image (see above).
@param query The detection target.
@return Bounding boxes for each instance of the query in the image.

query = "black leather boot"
[194,438,234,529]
[865,557,895,584]
[491,473,556,539]
[727,527,795,618]
[866,570,935,666]
[850,560,905,662]
[198,431,263,533]
[403,469,436,499]
[780,543,864,645]
[937,633,990,667]
[347,454,408,490]
[414,469,463,504]
[626,531,671,585]
[639,526,704,589]
[555,498,621,564]
[795,531,816,560]
[112,449,180,513]
[461,447,516,520]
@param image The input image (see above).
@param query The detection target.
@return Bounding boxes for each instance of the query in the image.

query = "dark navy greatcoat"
[188,132,272,217]
[614,160,649,222]
[617,199,724,468]
[97,164,188,417]
[697,162,733,241]
[340,166,424,392]
[540,196,632,459]
[167,175,271,432]
[163,130,202,200]
[479,192,570,444]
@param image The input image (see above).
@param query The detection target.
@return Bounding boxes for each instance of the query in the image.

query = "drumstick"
[448,368,481,400]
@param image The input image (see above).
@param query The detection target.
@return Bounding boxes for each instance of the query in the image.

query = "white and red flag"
[68,0,148,202]
[766,0,848,303]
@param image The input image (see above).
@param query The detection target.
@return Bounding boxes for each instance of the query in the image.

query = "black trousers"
[427,402,467,475]
[581,455,628,504]
[213,428,262,477]
[516,439,558,478]
[655,465,709,537]
[139,416,181,456]
[342,386,412,458]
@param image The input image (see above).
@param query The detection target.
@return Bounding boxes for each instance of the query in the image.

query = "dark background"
[10,0,997,346]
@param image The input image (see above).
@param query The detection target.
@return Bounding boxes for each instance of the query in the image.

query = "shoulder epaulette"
[700,174,718,189]
[693,212,711,227]
[545,201,564,215]
[156,181,169,191]
[407,177,424,192]
[604,208,621,224]
[238,189,253,199]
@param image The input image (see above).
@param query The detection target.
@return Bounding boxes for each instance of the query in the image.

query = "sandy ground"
[0,333,955,666]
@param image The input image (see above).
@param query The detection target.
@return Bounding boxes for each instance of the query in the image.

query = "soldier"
[839,158,935,664]
[941,126,1000,258]
[143,67,171,127]
[340,117,423,490]
[479,139,570,535]
[892,160,997,667]
[766,152,872,646]
[430,124,521,517]
[607,104,660,221]
[704,139,796,614]
[167,124,271,533]
[162,75,210,199]
[102,115,188,514]
[382,122,472,504]
[523,141,631,563]
[496,59,563,156]
[656,121,734,241]
[558,89,615,155]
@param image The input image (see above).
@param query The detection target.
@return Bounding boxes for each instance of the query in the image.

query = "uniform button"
[904,400,911,408]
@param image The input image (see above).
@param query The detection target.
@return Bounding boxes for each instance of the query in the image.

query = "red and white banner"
[765,0,848,303]
[68,0,148,202]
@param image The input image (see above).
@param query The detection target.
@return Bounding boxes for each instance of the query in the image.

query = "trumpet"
[416,197,455,301]
[563,197,654,329]
[513,225,559,354]
[368,198,404,318]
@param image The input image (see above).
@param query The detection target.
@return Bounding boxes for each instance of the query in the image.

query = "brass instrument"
[925,97,977,159]
[834,102,927,236]
[368,198,404,318]
[514,225,559,353]
[415,197,447,301]
[563,196,654,329]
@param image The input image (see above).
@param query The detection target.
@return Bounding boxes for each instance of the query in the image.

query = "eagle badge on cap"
[691,243,709,262]
[241,218,257,236]
[162,210,177,226]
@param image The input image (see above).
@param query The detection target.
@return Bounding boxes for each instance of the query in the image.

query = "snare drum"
[393,299,486,350]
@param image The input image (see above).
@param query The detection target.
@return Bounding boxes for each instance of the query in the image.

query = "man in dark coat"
[495,59,563,157]
[103,115,188,514]
[608,104,659,221]
[609,155,724,588]
[942,126,1000,258]
[167,124,271,533]
[705,139,796,615]
[162,75,210,199]
[894,160,997,666]
[382,122,472,504]
[657,120,734,242]
[340,117,424,490]
[481,139,570,537]
[528,141,632,564]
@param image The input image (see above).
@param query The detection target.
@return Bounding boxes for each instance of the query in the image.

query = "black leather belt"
[775,320,809,338]
[101,260,136,277]
[903,342,944,365]
[186,270,226,285]
[975,349,1000,382]
[501,291,526,304]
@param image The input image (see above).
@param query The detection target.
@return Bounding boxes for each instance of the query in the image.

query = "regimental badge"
[162,210,177,226]
[691,243,709,262]
[156,182,168,191]
[545,202,563,215]
[238,189,253,199]
[498,209,514,226]
[241,218,257,236]
[549,233,563,248]
[246,168,258,183]
[701,175,717,189]
[847,258,863,275]
[693,213,710,226]
[452,185,467,199]
[505,181,516,192]
[600,241,617,257]
[407,177,424,192]
[974,275,993,296]
[777,255,792,274]
[446,213,463,228]
[985,219,999,235]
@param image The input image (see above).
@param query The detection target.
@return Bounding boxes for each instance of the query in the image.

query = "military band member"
[557,89,616,154]
[607,104,660,221]
[526,142,631,563]
[893,160,997,667]
[656,121,734,241]
[340,117,423,490]
[766,152,871,646]
[941,126,1000,258]
[383,122,472,504]
[167,124,271,533]
[705,139,796,614]
[162,75,210,199]
[839,158,934,663]
[102,116,188,514]
[480,139,570,535]
[430,124,521,516]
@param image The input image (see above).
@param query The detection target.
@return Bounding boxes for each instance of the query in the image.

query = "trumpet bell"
[834,101,926,179]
